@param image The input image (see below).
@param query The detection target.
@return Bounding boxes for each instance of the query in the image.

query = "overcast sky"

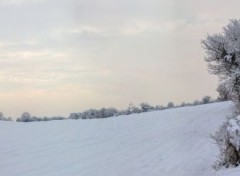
[0,0,239,118]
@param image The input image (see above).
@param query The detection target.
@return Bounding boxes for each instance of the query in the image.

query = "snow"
[224,54,232,62]
[0,101,235,176]
[217,167,240,176]
[226,118,240,150]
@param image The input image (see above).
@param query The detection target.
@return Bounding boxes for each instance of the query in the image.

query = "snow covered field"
[0,102,235,176]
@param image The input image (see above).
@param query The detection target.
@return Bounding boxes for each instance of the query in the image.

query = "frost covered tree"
[126,103,141,114]
[99,107,118,118]
[69,113,82,119]
[202,19,240,109]
[131,105,141,113]
[140,103,153,112]
[203,19,240,169]
[17,112,32,122]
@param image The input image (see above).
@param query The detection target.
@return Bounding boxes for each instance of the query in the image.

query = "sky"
[0,0,239,118]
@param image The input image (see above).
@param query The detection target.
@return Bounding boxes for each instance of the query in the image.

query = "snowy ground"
[0,102,235,176]
[217,167,240,176]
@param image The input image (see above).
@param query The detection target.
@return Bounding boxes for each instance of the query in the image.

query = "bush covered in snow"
[212,116,240,169]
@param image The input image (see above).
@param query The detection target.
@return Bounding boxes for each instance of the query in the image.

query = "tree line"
[0,95,222,122]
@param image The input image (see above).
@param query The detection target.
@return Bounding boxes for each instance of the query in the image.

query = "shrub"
[212,116,240,169]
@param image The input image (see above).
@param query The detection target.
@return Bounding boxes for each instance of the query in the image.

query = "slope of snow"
[0,102,234,176]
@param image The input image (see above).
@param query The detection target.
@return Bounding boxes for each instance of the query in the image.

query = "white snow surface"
[217,167,240,176]
[0,102,235,176]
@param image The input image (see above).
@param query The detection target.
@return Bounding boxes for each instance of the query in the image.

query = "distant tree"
[126,103,141,114]
[0,112,12,121]
[115,110,126,116]
[50,116,65,120]
[32,116,41,121]
[7,117,12,121]
[0,112,4,120]
[17,112,32,122]
[81,109,97,119]
[180,102,186,107]
[69,113,82,119]
[42,117,49,121]
[99,108,118,118]
[155,105,165,110]
[99,108,107,117]
[167,102,174,108]
[193,100,201,106]
[125,103,132,115]
[140,103,153,112]
[131,105,141,113]
[202,96,211,104]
